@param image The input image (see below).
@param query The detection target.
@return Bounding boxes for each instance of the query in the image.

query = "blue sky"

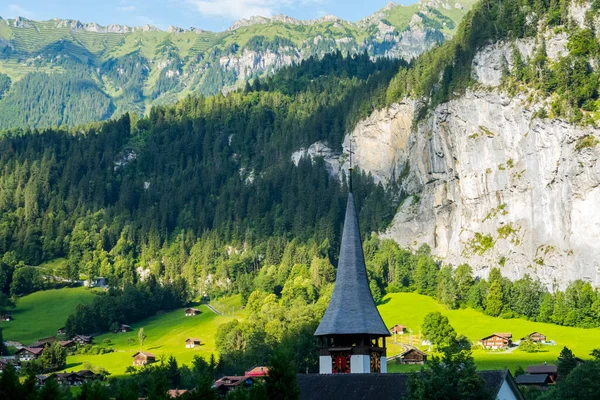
[0,0,415,32]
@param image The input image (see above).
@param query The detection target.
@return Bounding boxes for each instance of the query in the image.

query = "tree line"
[365,238,600,329]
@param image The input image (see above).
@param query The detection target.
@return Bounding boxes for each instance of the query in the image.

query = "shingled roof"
[297,370,524,400]
[314,193,389,337]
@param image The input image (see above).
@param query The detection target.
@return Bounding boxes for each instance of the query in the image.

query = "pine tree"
[557,346,578,379]
[485,280,504,317]
[265,349,300,400]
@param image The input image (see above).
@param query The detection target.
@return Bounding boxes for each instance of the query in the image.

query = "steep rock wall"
[379,90,600,289]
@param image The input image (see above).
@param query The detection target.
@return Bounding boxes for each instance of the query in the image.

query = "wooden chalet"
[76,370,103,382]
[245,366,269,377]
[15,347,44,362]
[389,324,407,335]
[398,347,427,365]
[120,324,132,332]
[57,327,66,335]
[73,335,93,345]
[213,376,255,395]
[520,332,546,343]
[185,308,201,317]
[1,313,12,321]
[479,333,512,349]
[185,338,201,348]
[525,364,557,383]
[54,372,85,386]
[30,336,56,348]
[132,351,156,366]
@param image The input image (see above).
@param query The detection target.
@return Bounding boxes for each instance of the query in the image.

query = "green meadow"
[62,296,247,377]
[0,287,95,345]
[380,293,599,373]
[4,288,598,377]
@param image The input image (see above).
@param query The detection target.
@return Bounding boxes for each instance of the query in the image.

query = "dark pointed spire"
[314,193,390,337]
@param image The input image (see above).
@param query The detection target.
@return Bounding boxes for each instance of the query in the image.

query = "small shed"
[185,338,201,348]
[389,325,407,335]
[1,314,12,322]
[120,324,132,333]
[132,351,156,366]
[185,308,201,317]
[399,347,427,364]
[479,333,512,349]
[520,332,546,343]
[57,327,66,335]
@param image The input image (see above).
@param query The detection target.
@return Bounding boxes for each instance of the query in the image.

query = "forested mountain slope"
[0,53,402,283]
[0,0,476,130]
[333,0,600,288]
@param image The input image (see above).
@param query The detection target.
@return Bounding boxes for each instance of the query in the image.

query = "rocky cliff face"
[297,11,600,288]
[381,90,600,289]
[338,27,600,287]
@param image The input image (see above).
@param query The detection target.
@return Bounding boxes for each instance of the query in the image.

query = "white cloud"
[185,0,295,19]
[6,4,35,19]
[118,6,137,12]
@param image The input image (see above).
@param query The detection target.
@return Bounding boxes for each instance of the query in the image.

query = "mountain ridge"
[0,0,476,130]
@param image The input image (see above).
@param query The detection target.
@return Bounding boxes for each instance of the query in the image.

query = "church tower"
[314,188,390,374]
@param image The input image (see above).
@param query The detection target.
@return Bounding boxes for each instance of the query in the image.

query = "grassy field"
[64,303,237,377]
[0,287,96,345]
[380,293,599,373]
[7,288,599,377]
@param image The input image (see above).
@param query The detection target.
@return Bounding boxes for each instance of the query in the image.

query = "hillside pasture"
[0,287,96,345]
[64,304,235,377]
[380,292,600,372]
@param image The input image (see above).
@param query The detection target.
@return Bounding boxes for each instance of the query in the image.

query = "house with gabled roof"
[479,333,512,349]
[185,338,201,348]
[520,332,546,343]
[15,347,44,362]
[133,351,156,366]
[185,308,201,317]
[398,347,427,364]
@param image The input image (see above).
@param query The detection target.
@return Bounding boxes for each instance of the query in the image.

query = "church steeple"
[314,191,390,374]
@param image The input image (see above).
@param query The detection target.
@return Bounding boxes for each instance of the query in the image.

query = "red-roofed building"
[167,389,188,398]
[245,366,269,377]
[213,376,255,396]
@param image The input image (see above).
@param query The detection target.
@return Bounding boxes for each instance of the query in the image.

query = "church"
[297,188,524,400]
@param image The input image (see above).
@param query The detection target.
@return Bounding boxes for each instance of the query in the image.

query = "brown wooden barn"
[132,351,156,366]
[185,338,201,348]
[399,347,427,364]
[389,324,407,335]
[185,308,201,317]
[479,333,512,349]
